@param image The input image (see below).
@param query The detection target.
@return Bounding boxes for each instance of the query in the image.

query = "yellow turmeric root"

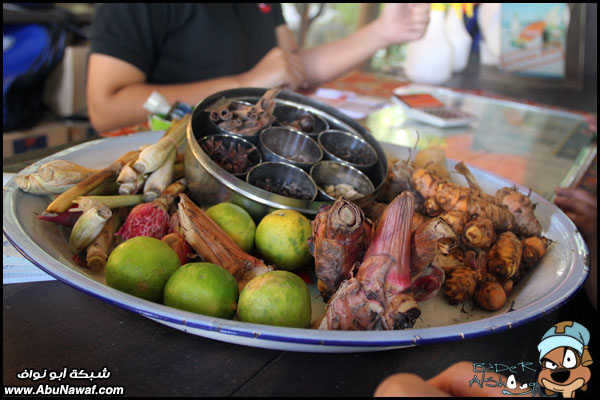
[474,281,506,311]
[488,231,522,280]
[521,236,551,269]
[463,217,495,249]
[439,210,468,236]
[443,267,477,304]
[496,187,542,237]
[412,168,515,232]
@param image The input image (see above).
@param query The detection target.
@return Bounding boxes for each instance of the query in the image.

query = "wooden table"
[3,59,597,397]
[4,280,595,396]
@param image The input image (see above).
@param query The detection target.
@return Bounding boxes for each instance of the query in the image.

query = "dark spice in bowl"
[273,104,329,137]
[331,146,377,165]
[200,135,258,175]
[253,177,314,200]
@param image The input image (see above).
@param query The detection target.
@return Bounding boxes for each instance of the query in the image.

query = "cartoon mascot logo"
[537,321,593,398]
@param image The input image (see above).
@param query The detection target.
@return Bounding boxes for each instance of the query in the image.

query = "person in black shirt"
[87,3,430,132]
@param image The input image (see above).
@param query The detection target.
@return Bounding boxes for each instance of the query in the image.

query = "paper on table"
[310,88,389,119]
[3,172,56,284]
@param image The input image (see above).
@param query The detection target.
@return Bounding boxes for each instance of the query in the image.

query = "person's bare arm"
[281,3,430,86]
[554,187,597,310]
[87,50,305,132]
[87,54,245,132]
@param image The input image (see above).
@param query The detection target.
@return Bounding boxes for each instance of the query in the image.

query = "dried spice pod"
[232,107,258,121]
[218,118,243,131]
[217,106,232,121]
[488,231,522,280]
[474,281,507,311]
[463,217,495,249]
[200,136,258,175]
[443,267,477,304]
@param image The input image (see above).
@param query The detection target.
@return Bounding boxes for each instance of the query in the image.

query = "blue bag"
[3,22,66,131]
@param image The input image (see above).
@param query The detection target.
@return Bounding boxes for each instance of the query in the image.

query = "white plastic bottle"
[446,3,472,73]
[405,3,453,85]
[478,3,501,66]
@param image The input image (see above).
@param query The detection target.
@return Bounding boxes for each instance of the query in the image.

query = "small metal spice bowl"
[246,162,318,202]
[258,127,323,171]
[198,133,262,179]
[310,161,375,205]
[318,129,378,172]
[273,104,329,137]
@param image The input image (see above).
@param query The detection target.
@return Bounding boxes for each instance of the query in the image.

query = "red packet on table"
[391,91,477,128]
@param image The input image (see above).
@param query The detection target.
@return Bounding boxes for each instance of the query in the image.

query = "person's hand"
[374,361,517,397]
[554,187,597,242]
[375,3,430,46]
[239,47,305,90]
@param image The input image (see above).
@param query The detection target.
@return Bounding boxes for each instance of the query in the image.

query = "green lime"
[255,209,313,271]
[163,262,239,319]
[237,270,311,328]
[206,202,256,252]
[106,236,180,303]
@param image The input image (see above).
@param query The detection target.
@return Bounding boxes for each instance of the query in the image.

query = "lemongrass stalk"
[117,160,146,195]
[86,208,125,272]
[71,194,144,212]
[133,136,175,174]
[133,114,189,174]
[172,163,184,180]
[117,160,141,184]
[118,174,146,195]
[87,179,119,196]
[70,204,112,253]
[15,160,99,195]
[143,149,175,202]
[44,150,140,215]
